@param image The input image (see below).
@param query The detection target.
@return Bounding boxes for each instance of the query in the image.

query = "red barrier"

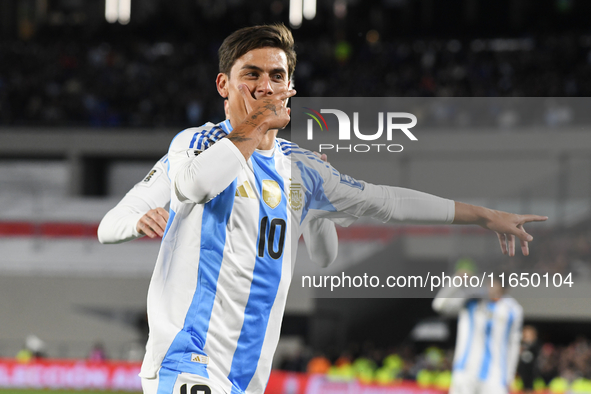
[266,371,447,394]
[0,358,141,391]
[0,359,446,393]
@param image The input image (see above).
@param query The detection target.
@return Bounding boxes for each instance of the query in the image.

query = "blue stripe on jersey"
[163,209,176,239]
[501,309,515,385]
[455,299,477,371]
[189,132,200,149]
[186,124,229,150]
[278,141,294,155]
[295,160,336,224]
[156,367,180,394]
[227,151,286,393]
[220,119,233,134]
[479,301,497,380]
[161,179,238,377]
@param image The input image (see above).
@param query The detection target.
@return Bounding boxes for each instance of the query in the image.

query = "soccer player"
[433,273,524,394]
[140,24,546,394]
[97,108,338,268]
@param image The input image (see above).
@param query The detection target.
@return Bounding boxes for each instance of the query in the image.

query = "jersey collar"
[220,119,233,134]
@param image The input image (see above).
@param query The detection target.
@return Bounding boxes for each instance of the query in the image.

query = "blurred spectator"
[15,346,32,364]
[306,352,330,374]
[2,34,591,128]
[16,334,46,362]
[518,325,541,393]
[88,341,107,362]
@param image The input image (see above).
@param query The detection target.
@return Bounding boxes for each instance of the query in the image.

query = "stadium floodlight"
[303,0,316,20]
[289,0,303,27]
[105,0,131,25]
[118,0,131,25]
[105,0,118,23]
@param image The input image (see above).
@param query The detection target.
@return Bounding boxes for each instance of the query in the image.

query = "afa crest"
[289,182,303,211]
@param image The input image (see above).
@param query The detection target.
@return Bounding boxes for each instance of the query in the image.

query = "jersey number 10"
[179,383,211,394]
[258,217,286,259]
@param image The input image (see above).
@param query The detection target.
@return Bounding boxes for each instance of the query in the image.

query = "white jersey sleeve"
[97,156,171,244]
[290,145,455,227]
[168,125,246,204]
[302,218,338,267]
[432,284,468,316]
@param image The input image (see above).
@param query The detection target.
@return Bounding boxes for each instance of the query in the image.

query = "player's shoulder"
[170,121,229,151]
[501,296,523,314]
[276,138,327,166]
[157,154,169,166]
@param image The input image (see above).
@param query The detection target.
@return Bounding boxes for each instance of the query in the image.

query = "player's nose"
[255,75,274,98]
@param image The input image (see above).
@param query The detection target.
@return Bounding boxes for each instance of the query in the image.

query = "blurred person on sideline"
[518,325,540,393]
[16,334,46,362]
[306,352,331,374]
[433,271,523,394]
[88,341,107,362]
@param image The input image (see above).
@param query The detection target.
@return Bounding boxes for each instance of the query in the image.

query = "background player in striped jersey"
[140,24,546,394]
[433,272,523,394]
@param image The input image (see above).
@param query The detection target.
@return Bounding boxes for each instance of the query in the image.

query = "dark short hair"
[218,23,296,79]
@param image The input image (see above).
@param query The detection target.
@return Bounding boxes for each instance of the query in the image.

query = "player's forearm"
[98,208,144,244]
[174,138,246,204]
[303,219,339,267]
[362,184,455,224]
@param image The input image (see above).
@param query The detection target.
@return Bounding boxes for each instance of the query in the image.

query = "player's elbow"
[173,172,213,204]
[432,297,444,313]
[310,252,337,268]
[432,297,453,314]
[97,219,114,244]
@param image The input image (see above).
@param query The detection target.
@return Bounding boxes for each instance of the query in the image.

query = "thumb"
[516,226,533,242]
[517,224,534,242]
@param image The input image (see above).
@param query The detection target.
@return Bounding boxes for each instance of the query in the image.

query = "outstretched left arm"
[452,202,548,256]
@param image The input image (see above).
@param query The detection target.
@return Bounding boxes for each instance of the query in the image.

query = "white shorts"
[141,367,227,394]
[449,371,508,394]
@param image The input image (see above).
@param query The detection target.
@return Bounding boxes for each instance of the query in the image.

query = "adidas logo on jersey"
[191,353,209,364]
[235,181,256,199]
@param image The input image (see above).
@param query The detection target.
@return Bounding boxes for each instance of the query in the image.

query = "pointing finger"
[521,215,548,223]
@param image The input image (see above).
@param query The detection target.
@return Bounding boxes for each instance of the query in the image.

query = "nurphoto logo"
[303,107,418,153]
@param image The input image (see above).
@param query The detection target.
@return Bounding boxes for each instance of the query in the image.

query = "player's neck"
[257,129,278,150]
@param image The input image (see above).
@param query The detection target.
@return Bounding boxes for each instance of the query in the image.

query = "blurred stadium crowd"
[1,33,591,128]
[507,218,591,280]
[277,334,591,393]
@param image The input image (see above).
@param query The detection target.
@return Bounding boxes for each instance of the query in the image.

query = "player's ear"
[216,73,229,98]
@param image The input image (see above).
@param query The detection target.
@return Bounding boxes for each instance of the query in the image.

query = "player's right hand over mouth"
[238,83,296,131]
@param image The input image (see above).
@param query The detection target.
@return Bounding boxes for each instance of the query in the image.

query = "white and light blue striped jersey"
[141,119,455,394]
[98,154,170,244]
[448,296,523,388]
